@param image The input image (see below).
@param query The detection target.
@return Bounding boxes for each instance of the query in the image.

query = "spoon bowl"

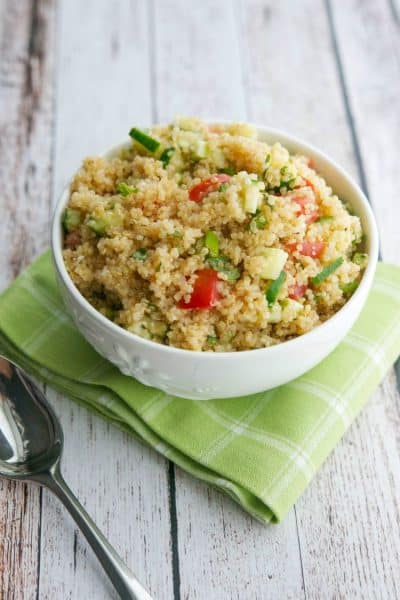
[0,356,152,600]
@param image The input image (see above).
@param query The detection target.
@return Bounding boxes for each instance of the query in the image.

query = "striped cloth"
[0,251,399,523]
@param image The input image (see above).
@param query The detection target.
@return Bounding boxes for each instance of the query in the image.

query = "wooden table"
[1,1,399,598]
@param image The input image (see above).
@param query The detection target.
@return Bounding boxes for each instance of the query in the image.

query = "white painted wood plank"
[239,0,400,598]
[292,2,400,598]
[153,0,247,123]
[331,0,400,263]
[0,1,56,597]
[38,2,174,599]
[153,2,304,598]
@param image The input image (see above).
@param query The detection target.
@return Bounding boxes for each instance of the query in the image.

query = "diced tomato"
[189,174,231,202]
[209,125,225,134]
[178,269,220,309]
[292,191,320,224]
[286,240,325,258]
[289,284,308,300]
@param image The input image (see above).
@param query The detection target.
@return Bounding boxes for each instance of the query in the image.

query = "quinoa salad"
[62,117,368,352]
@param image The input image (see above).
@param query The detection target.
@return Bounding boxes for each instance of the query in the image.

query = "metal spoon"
[0,355,153,600]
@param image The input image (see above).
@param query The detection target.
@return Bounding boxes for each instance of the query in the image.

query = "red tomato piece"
[292,191,320,224]
[288,284,308,300]
[178,269,220,309]
[286,240,325,258]
[189,174,231,202]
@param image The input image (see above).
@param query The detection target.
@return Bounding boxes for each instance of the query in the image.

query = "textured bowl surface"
[51,124,379,400]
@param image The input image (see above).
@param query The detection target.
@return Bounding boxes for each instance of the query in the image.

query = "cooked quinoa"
[62,117,368,352]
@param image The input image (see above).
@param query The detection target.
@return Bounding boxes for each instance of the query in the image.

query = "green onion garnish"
[207,255,240,281]
[160,146,175,167]
[204,230,219,257]
[315,216,334,223]
[133,248,148,261]
[352,252,368,267]
[340,280,358,296]
[117,182,138,196]
[249,211,268,232]
[311,257,344,286]
[129,128,160,153]
[219,182,229,192]
[265,271,286,305]
[218,166,236,176]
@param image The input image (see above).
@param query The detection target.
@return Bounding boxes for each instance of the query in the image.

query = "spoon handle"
[40,465,153,600]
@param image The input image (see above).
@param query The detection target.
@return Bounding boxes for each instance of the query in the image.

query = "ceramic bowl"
[51,124,379,400]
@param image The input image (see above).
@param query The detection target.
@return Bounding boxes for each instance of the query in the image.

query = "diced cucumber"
[62,208,81,232]
[132,248,148,261]
[204,230,219,257]
[87,210,123,236]
[259,248,288,280]
[243,183,263,214]
[267,302,282,323]
[147,320,168,337]
[281,298,302,321]
[193,139,209,159]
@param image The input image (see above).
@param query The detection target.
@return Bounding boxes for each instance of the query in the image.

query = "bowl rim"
[51,122,379,360]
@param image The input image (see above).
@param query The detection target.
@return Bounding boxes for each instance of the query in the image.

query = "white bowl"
[51,124,379,400]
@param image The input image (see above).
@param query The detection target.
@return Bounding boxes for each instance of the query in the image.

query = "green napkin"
[1,252,399,523]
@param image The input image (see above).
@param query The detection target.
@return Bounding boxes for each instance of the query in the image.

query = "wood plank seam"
[147,1,182,598]
[325,0,400,396]
[234,2,308,598]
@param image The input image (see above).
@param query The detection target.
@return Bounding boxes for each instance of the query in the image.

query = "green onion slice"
[117,182,138,196]
[340,280,359,296]
[265,271,286,306]
[133,248,148,261]
[207,255,240,281]
[352,252,368,267]
[160,146,175,167]
[129,128,160,153]
[311,257,344,286]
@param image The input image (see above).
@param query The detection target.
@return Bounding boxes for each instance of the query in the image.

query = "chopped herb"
[129,127,160,153]
[353,252,368,267]
[265,153,271,164]
[280,166,288,176]
[204,230,219,257]
[160,146,175,167]
[133,248,148,261]
[265,271,286,306]
[219,182,229,192]
[207,255,240,281]
[340,280,359,296]
[207,335,218,345]
[117,182,138,196]
[311,257,344,286]
[249,210,268,232]
[315,216,334,223]
[218,166,236,176]
[155,262,162,272]
[172,230,183,238]
[62,208,81,232]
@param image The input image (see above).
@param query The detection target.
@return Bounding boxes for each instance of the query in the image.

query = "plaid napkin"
[1,251,399,523]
